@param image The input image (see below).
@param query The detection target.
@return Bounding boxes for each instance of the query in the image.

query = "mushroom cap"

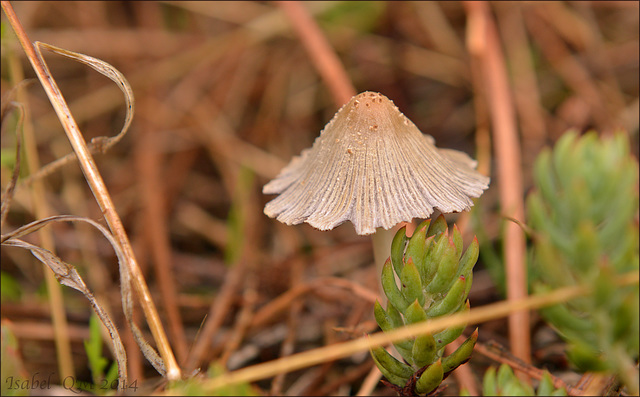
[263,91,490,235]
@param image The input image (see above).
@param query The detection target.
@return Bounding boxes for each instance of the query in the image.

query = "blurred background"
[1,1,638,395]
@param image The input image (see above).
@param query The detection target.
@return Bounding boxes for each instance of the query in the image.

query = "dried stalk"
[463,1,531,365]
[19,41,133,186]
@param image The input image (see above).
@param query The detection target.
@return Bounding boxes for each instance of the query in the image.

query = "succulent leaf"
[427,215,448,238]
[456,236,479,279]
[400,258,424,307]
[386,301,404,329]
[370,346,413,380]
[425,235,458,294]
[391,226,408,276]
[482,366,497,396]
[415,359,443,395]
[374,300,413,352]
[537,371,567,396]
[421,235,438,283]
[406,222,429,280]
[442,328,477,374]
[426,275,466,317]
[452,224,463,261]
[404,299,428,325]
[373,300,394,333]
[412,333,437,368]
[371,348,411,387]
[381,258,410,313]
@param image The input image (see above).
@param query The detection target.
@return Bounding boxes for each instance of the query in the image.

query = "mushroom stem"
[371,222,416,301]
[371,228,395,300]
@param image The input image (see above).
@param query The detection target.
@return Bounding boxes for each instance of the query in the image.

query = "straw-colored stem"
[463,1,530,367]
[1,1,181,380]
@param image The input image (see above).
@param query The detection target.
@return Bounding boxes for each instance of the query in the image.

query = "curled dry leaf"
[264,92,490,235]
[1,236,129,390]
[1,215,167,383]
[21,42,135,186]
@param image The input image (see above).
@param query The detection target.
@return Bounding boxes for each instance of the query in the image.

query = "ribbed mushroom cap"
[263,91,490,235]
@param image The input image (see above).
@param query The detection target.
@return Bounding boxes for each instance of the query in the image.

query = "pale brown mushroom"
[263,91,490,235]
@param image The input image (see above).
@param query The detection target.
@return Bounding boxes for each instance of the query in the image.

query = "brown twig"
[250,277,378,331]
[463,1,531,368]
[184,258,248,373]
[135,100,189,364]
[219,278,259,368]
[577,372,620,396]
[271,258,304,395]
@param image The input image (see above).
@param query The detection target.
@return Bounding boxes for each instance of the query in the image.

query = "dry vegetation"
[1,1,638,395]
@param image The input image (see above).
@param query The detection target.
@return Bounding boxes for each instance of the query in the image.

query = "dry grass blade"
[1,216,129,390]
[4,240,128,391]
[21,41,135,186]
[1,214,168,381]
[3,221,167,381]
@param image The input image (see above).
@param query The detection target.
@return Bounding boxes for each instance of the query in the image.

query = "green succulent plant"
[371,215,479,395]
[527,131,639,392]
[479,364,567,396]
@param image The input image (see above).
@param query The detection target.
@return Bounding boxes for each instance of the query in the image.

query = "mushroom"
[263,91,489,236]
